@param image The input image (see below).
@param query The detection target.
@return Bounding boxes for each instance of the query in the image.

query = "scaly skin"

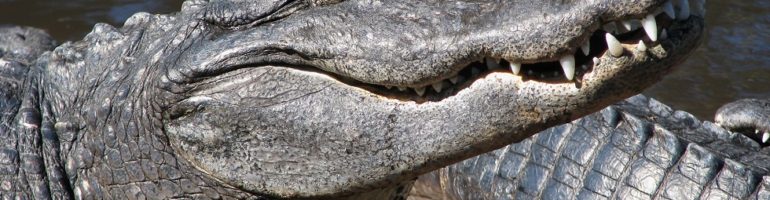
[0,0,705,199]
[412,95,770,199]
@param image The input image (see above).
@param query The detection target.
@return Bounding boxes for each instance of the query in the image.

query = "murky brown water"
[1,1,768,120]
[644,0,770,119]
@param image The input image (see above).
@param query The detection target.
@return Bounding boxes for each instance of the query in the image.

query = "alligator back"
[412,95,770,200]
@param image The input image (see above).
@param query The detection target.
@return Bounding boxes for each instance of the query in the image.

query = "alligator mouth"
[300,1,703,103]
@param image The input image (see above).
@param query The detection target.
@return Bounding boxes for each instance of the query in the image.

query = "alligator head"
[38,0,705,198]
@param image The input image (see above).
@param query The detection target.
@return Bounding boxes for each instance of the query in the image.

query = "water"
[1,0,768,120]
[0,0,183,41]
[643,0,770,119]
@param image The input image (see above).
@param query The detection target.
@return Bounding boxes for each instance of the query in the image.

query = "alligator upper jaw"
[176,0,705,100]
[176,0,694,87]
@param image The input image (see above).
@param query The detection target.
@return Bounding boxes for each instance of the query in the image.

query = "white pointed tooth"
[677,0,690,20]
[509,62,521,74]
[605,33,623,57]
[592,57,600,65]
[642,14,658,41]
[622,20,633,31]
[397,86,407,91]
[619,20,640,33]
[762,132,770,143]
[485,57,501,69]
[757,129,761,134]
[663,1,676,19]
[636,41,648,51]
[414,87,426,96]
[559,55,575,81]
[449,76,459,84]
[431,82,443,93]
[660,28,669,40]
[581,42,590,56]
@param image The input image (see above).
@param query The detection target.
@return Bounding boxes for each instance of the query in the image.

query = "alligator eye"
[202,0,343,28]
[202,0,302,27]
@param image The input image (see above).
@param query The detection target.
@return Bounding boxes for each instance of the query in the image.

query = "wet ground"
[1,0,768,120]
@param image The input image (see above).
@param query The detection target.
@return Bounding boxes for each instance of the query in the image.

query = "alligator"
[6,0,764,199]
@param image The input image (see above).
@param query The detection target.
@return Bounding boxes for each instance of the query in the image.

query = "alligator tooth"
[510,62,521,74]
[581,64,588,70]
[398,86,407,91]
[621,20,635,31]
[431,82,443,93]
[677,0,690,20]
[618,20,640,34]
[414,87,426,96]
[757,129,761,134]
[559,55,576,80]
[660,28,669,40]
[605,33,623,57]
[642,14,658,41]
[663,1,676,19]
[602,23,618,34]
[592,57,600,65]
[581,42,590,56]
[763,132,770,143]
[485,58,501,69]
[449,76,459,84]
[527,70,534,76]
[636,41,647,51]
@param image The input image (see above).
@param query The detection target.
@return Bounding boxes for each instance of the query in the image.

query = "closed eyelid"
[201,0,343,28]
